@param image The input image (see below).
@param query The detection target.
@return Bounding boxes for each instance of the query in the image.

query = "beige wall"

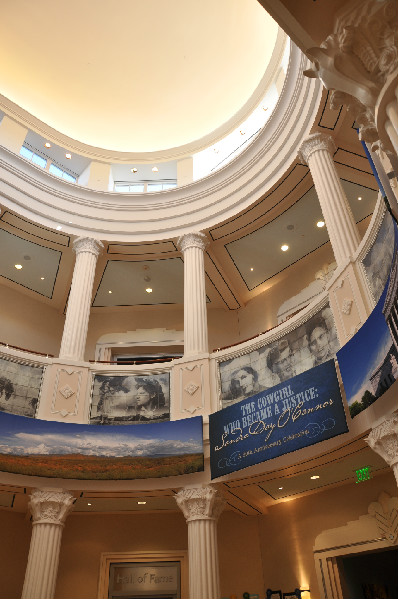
[0,284,64,356]
[0,471,394,599]
[257,471,397,598]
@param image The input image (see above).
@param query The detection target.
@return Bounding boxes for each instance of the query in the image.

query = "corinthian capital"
[175,486,225,522]
[298,133,336,164]
[29,488,74,526]
[366,411,398,469]
[177,231,209,254]
[73,236,104,257]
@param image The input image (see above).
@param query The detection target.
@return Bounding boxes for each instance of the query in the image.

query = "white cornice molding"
[0,44,322,242]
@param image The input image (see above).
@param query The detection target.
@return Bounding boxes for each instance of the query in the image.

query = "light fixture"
[56,225,62,230]
[278,486,283,490]
[316,221,325,228]
[131,167,138,173]
[65,153,72,159]
[14,264,23,270]
[250,267,254,271]
[87,503,92,506]
[44,142,51,148]
[281,244,289,252]
[108,290,112,294]
[145,287,153,293]
[40,277,45,280]
[152,166,158,172]
[310,475,320,480]
[358,196,362,201]
[137,501,146,505]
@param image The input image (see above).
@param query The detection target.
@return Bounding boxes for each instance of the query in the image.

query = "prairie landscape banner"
[0,412,203,479]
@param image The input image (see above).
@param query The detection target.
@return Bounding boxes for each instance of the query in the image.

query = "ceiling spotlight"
[137,501,147,505]
[131,168,138,173]
[281,244,289,252]
[108,290,112,294]
[65,153,72,159]
[358,196,362,201]
[56,225,62,230]
[250,267,254,271]
[14,264,23,270]
[146,287,153,293]
[87,503,92,506]
[40,277,45,280]
[278,486,283,490]
[44,142,51,148]
[310,475,320,480]
[316,220,325,228]
[152,166,158,172]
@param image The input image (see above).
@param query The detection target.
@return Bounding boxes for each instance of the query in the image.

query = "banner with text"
[210,359,347,479]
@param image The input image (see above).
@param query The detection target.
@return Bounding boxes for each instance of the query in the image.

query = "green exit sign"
[355,466,371,483]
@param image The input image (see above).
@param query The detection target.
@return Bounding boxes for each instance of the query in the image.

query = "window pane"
[162,183,177,190]
[49,164,63,177]
[114,184,130,192]
[20,146,33,160]
[62,172,76,183]
[32,153,47,168]
[147,183,162,192]
[129,184,145,193]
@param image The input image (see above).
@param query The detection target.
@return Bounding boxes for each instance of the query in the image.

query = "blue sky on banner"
[0,412,203,458]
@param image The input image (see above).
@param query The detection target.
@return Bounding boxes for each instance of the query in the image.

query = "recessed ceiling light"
[137,501,146,505]
[281,244,289,252]
[278,486,283,490]
[68,221,73,224]
[152,166,158,172]
[44,142,51,148]
[131,167,138,173]
[358,196,362,201]
[316,220,325,228]
[250,267,254,271]
[146,287,153,293]
[108,290,112,294]
[40,277,45,280]
[87,503,92,506]
[310,475,320,480]
[65,153,72,159]
[14,264,23,270]
[56,225,62,230]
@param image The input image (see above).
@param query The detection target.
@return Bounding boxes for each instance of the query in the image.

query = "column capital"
[175,486,225,522]
[366,410,398,469]
[29,488,74,526]
[177,231,209,254]
[73,236,104,257]
[298,133,336,164]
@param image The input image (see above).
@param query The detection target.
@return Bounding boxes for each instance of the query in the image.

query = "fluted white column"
[59,237,103,361]
[177,232,209,356]
[22,488,74,599]
[175,486,225,599]
[366,410,398,486]
[299,133,361,265]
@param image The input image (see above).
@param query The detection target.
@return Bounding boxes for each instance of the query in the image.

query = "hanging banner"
[0,412,203,480]
[210,359,347,479]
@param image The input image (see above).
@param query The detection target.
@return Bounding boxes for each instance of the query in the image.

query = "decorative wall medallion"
[59,384,75,399]
[185,382,199,396]
[341,298,353,315]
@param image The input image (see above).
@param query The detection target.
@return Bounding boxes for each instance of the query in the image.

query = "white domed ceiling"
[0,0,278,152]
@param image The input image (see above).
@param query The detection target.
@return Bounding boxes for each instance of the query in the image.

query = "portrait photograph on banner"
[0,412,203,480]
[362,211,396,303]
[338,222,398,418]
[219,305,339,408]
[0,356,43,418]
[210,359,348,479]
[90,372,170,424]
